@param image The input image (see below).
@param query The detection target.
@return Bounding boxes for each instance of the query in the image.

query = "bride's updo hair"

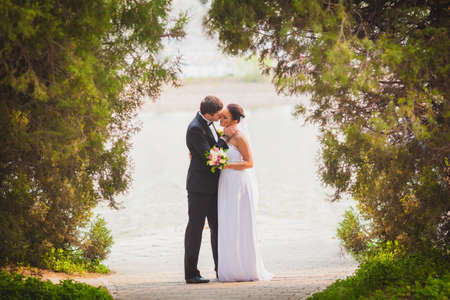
[227,104,245,123]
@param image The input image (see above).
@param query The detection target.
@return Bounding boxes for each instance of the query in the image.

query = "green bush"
[337,208,370,257]
[308,243,450,300]
[42,248,110,275]
[0,271,113,300]
[81,216,113,262]
[42,216,112,274]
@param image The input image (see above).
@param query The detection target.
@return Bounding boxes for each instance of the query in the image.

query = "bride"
[217,103,272,282]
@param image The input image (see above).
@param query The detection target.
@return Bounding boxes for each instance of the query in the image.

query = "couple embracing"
[184,95,272,283]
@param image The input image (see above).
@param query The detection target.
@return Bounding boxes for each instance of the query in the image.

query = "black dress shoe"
[186,276,210,284]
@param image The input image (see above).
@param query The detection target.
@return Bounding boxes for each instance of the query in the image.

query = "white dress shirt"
[199,112,218,142]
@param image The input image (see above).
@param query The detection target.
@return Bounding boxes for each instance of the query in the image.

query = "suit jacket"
[186,112,228,194]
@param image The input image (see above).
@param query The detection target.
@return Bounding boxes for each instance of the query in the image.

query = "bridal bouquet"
[205,146,228,173]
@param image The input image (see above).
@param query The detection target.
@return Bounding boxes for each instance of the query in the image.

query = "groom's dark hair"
[200,96,223,115]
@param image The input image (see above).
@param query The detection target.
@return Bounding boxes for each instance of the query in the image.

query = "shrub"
[337,208,370,257]
[42,216,112,274]
[81,216,113,262]
[0,271,113,300]
[42,248,110,275]
[308,244,450,300]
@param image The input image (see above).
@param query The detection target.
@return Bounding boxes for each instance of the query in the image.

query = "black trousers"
[184,192,218,280]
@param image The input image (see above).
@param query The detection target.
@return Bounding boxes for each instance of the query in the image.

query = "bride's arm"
[226,135,254,170]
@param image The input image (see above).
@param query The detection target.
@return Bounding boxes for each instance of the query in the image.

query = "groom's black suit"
[185,112,228,280]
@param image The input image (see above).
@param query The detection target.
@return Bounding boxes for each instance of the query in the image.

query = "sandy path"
[46,267,355,300]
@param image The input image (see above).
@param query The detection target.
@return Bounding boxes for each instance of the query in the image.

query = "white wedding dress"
[217,143,272,282]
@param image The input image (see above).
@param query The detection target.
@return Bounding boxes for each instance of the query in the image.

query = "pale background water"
[163,0,256,79]
[94,0,356,278]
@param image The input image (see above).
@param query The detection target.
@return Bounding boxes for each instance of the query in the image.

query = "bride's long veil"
[238,112,272,280]
[238,113,259,208]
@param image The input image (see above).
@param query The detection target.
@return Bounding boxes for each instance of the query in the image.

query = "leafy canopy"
[0,0,185,265]
[205,0,449,249]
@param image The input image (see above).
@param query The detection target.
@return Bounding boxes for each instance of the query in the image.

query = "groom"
[184,96,237,284]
